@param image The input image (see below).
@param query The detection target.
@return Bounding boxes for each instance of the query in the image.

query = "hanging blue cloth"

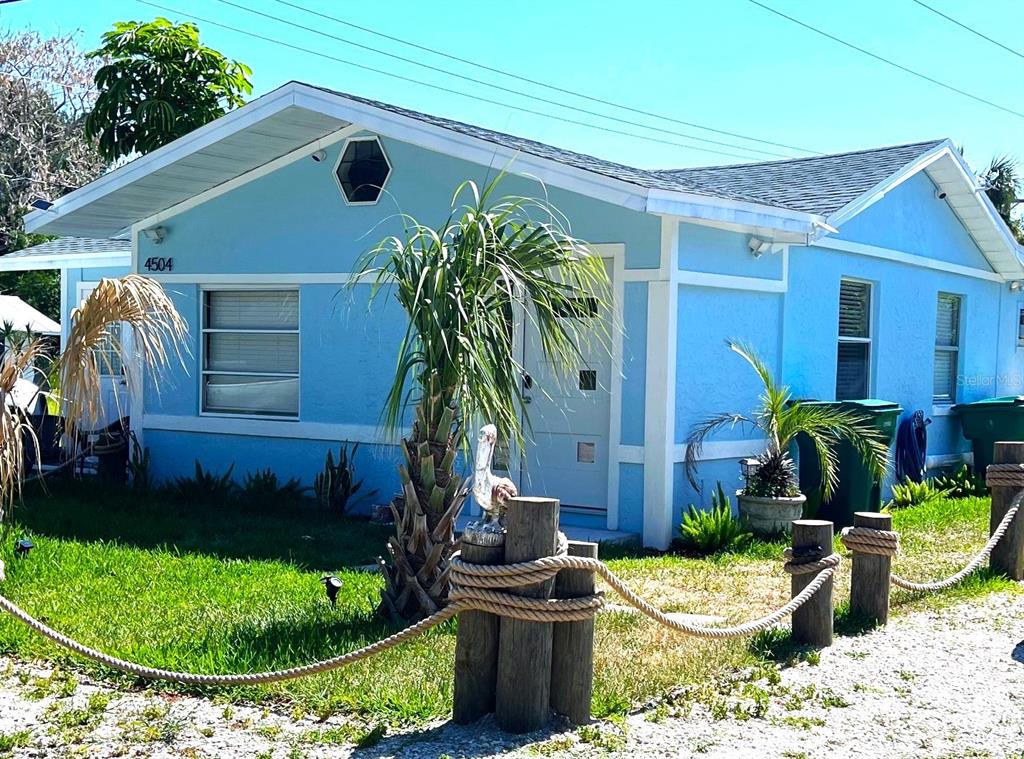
[894,411,929,483]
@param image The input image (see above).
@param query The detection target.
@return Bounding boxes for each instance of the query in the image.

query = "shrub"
[743,448,800,498]
[127,433,154,493]
[240,468,305,510]
[886,479,950,510]
[677,482,752,555]
[312,444,374,514]
[932,464,986,499]
[171,461,238,504]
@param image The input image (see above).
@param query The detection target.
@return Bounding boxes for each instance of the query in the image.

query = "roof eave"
[645,188,825,235]
[0,250,131,272]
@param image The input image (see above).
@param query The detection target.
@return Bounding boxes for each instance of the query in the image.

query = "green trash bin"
[795,399,902,528]
[953,396,1024,477]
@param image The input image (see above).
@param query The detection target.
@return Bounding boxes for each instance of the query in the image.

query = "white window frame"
[199,285,301,421]
[933,292,962,405]
[332,135,391,207]
[836,277,873,401]
[1017,304,1024,349]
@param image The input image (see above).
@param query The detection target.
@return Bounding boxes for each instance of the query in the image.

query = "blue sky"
[3,0,1021,174]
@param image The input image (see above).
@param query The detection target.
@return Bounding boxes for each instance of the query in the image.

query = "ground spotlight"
[321,575,343,608]
[15,539,34,558]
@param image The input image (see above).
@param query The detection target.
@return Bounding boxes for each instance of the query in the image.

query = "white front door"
[77,282,130,427]
[520,258,613,518]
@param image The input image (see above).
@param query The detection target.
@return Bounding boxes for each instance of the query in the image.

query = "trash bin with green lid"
[795,399,902,528]
[953,396,1024,477]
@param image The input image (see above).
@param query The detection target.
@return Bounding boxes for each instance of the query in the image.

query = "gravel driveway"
[1,592,1022,758]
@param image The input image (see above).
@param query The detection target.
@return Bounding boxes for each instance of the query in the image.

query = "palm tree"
[0,275,186,542]
[684,341,889,502]
[356,177,611,621]
[982,156,1023,244]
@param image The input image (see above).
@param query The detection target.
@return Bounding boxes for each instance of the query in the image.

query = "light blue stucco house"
[10,82,1024,548]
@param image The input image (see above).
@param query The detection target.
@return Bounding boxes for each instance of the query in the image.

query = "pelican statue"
[469,423,518,534]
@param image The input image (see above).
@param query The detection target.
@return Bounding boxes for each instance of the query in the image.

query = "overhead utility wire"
[207,0,794,159]
[267,0,817,155]
[744,0,1024,120]
[910,0,1024,60]
[135,0,770,162]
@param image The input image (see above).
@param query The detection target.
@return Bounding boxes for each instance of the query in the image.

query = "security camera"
[935,189,948,200]
[311,149,327,163]
[142,226,167,244]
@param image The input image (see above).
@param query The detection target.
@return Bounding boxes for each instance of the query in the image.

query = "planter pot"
[737,492,807,536]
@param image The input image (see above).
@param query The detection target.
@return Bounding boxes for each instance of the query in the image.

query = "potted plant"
[684,342,890,536]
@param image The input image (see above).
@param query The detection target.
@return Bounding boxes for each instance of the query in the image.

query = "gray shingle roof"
[652,140,947,216]
[309,84,945,217]
[1,237,130,260]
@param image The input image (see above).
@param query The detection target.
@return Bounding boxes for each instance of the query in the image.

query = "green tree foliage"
[982,156,1023,243]
[0,270,59,321]
[85,18,252,161]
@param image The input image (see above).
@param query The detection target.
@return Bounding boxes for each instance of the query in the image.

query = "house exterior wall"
[133,133,661,530]
[671,174,1023,542]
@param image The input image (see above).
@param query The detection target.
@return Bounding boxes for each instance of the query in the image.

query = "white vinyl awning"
[0,295,60,335]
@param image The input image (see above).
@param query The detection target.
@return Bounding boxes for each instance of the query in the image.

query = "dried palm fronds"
[59,274,188,443]
[0,336,50,524]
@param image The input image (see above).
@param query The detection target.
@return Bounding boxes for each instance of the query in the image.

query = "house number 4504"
[143,257,174,272]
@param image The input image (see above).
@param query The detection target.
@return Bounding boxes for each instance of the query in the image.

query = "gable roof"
[21,82,1022,276]
[0,295,60,334]
[652,140,946,216]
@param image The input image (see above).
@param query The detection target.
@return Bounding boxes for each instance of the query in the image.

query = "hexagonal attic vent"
[334,137,391,204]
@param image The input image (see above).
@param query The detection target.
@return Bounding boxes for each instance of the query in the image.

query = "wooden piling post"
[453,535,504,724]
[849,511,892,625]
[550,540,597,725]
[790,519,834,647]
[990,442,1024,580]
[495,497,559,734]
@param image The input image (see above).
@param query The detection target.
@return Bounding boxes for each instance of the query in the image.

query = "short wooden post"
[550,540,597,725]
[453,535,504,724]
[849,511,892,625]
[990,442,1024,580]
[790,519,834,647]
[495,497,559,734]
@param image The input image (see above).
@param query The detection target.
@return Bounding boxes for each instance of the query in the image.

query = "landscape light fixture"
[739,457,761,488]
[321,575,343,608]
[14,539,34,558]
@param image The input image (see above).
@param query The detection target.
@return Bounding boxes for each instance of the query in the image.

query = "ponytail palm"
[685,341,889,501]
[357,177,611,620]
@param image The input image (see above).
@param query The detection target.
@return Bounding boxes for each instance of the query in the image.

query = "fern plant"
[312,444,374,515]
[886,479,951,510]
[677,482,752,555]
[171,461,238,503]
[241,468,305,510]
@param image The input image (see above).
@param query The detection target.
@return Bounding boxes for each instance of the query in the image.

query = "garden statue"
[466,424,517,541]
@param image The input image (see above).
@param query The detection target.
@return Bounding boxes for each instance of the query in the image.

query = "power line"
[910,0,1024,60]
[266,0,817,156]
[744,0,1024,120]
[206,0,795,160]
[135,0,772,162]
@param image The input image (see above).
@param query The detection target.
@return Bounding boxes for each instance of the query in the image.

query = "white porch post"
[642,219,679,549]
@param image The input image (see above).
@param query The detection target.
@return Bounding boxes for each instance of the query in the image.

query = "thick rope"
[839,526,900,557]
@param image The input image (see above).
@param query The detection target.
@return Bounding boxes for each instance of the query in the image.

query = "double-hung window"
[201,289,300,418]
[933,293,962,404]
[836,279,872,400]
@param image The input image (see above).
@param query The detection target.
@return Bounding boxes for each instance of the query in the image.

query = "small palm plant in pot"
[684,341,890,536]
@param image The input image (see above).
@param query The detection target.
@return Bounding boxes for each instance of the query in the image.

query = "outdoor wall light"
[321,575,343,608]
[142,226,167,245]
[14,539,34,558]
[1010,281,1023,292]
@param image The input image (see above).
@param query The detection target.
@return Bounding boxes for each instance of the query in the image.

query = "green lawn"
[0,483,1017,730]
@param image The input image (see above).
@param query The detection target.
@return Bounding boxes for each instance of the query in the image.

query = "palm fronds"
[0,336,49,523]
[685,340,890,500]
[59,274,188,440]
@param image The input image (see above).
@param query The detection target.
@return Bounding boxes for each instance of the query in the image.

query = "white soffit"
[26,97,349,238]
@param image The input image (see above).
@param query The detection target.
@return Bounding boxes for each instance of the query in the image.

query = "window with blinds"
[201,290,300,417]
[934,293,961,404]
[835,279,872,400]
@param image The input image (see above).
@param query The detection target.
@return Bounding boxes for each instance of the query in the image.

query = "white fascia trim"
[25,85,304,235]
[135,125,361,231]
[620,438,768,464]
[676,270,787,293]
[815,237,1004,283]
[646,189,824,236]
[143,413,393,445]
[143,272,388,284]
[0,251,131,271]
[292,85,649,212]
